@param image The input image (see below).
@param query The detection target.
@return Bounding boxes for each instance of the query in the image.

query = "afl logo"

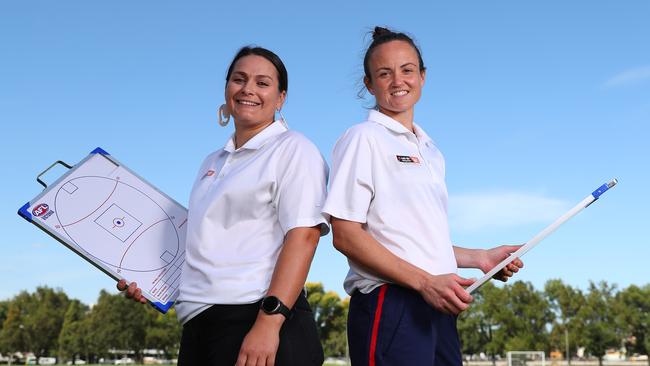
[32,203,49,217]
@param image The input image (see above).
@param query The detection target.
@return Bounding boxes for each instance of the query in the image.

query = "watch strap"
[261,296,292,319]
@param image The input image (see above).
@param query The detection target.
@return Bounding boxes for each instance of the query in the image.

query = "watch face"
[262,296,280,313]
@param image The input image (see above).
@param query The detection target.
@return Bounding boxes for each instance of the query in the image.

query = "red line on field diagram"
[62,180,119,228]
[118,218,168,269]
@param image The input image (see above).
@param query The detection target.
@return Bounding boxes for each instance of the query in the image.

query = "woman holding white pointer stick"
[323,26,524,366]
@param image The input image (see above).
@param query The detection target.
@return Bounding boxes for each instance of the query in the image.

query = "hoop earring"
[218,104,230,127]
[277,109,288,128]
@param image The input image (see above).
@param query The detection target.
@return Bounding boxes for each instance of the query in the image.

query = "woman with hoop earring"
[120,46,327,366]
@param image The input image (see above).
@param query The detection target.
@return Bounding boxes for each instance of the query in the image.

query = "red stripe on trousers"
[369,284,388,366]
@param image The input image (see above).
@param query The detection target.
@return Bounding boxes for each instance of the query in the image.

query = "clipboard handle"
[37,160,73,189]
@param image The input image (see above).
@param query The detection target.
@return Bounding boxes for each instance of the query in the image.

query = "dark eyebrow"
[231,71,274,81]
[401,62,417,68]
[374,67,392,73]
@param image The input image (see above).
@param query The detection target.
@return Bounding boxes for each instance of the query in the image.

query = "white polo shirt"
[323,110,457,295]
[176,121,329,323]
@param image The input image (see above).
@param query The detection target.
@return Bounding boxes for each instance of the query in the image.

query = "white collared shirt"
[323,110,457,295]
[176,121,329,323]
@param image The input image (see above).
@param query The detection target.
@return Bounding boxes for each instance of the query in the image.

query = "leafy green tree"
[80,312,101,363]
[577,282,619,366]
[615,285,650,366]
[323,297,348,358]
[0,300,9,327]
[0,297,29,355]
[457,306,486,359]
[85,290,149,362]
[458,282,500,362]
[145,307,181,360]
[0,299,9,360]
[305,282,348,357]
[0,288,69,361]
[545,279,585,363]
[22,287,70,361]
[58,300,89,364]
[485,283,509,364]
[499,281,553,353]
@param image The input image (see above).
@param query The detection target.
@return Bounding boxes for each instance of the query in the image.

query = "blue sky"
[1,1,649,306]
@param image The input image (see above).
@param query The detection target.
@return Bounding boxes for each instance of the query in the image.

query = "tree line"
[0,287,180,364]
[0,283,348,364]
[0,280,648,365]
[458,280,650,366]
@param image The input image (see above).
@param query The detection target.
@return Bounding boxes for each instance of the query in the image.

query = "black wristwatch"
[260,296,291,319]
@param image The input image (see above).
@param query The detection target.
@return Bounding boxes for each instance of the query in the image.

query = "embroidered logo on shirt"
[396,155,420,164]
[201,170,216,179]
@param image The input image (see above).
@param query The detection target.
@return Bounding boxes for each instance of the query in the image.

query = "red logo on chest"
[201,170,216,179]
[396,155,420,164]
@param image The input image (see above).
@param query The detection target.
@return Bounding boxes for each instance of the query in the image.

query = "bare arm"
[120,226,321,366]
[453,245,524,281]
[266,226,321,309]
[331,217,474,315]
[236,226,321,366]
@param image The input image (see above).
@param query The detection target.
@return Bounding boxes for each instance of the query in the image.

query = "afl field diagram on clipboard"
[18,148,187,313]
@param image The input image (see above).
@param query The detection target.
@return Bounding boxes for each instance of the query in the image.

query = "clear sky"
[1,1,649,306]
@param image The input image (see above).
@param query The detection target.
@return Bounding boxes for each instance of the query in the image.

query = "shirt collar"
[367,110,433,144]
[223,120,288,153]
[413,123,434,145]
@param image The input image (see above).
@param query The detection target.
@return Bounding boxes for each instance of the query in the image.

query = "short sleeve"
[322,126,374,223]
[274,134,330,236]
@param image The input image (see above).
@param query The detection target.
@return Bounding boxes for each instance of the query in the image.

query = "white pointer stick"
[465,178,618,294]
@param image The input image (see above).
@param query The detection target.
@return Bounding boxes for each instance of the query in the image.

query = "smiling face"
[364,40,425,125]
[225,55,286,129]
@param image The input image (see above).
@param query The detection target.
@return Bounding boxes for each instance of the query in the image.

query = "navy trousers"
[348,284,462,366]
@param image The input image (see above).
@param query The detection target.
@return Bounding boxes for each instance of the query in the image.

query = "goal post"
[507,351,546,366]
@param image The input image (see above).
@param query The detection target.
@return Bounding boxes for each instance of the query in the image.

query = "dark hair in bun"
[226,46,288,93]
[363,26,426,82]
[372,26,393,40]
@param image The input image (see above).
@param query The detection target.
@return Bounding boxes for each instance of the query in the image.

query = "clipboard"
[465,179,618,294]
[18,147,188,313]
